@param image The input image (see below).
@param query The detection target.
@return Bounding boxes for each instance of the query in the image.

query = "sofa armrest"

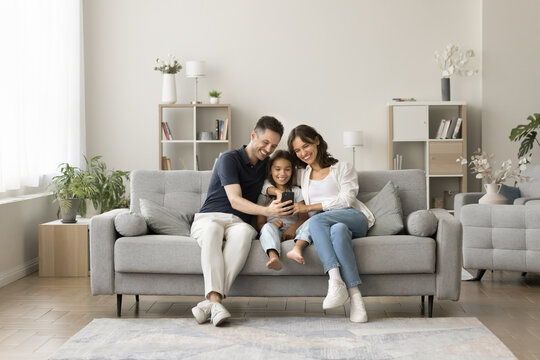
[430,209,462,301]
[90,208,128,295]
[454,192,484,219]
[514,197,540,205]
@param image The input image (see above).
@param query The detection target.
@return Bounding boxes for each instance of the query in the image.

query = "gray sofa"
[455,165,540,280]
[90,169,462,317]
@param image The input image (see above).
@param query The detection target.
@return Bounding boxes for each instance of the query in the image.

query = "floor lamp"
[185,60,206,104]
[343,131,364,170]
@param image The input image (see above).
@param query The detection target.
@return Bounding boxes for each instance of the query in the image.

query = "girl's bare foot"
[287,246,306,265]
[266,256,283,271]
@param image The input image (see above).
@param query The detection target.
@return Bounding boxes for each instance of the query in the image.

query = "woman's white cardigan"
[298,161,375,228]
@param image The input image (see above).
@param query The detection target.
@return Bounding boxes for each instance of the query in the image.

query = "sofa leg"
[135,295,139,302]
[428,295,434,318]
[117,294,122,317]
[471,269,486,281]
[420,296,425,313]
[522,272,527,277]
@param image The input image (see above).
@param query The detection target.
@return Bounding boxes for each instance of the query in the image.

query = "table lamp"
[343,130,364,169]
[185,60,206,104]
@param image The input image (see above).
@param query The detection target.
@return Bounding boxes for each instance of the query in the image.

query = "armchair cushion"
[139,198,194,236]
[500,184,520,204]
[114,212,148,237]
[406,210,438,237]
[365,181,404,236]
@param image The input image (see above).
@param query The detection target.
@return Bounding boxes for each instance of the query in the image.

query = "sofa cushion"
[115,234,435,275]
[114,212,148,237]
[365,181,404,236]
[500,184,520,204]
[406,210,438,237]
[139,198,194,236]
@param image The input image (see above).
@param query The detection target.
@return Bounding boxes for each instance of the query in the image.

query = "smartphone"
[281,191,295,204]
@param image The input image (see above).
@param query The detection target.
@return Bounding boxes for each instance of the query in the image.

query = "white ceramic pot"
[161,74,177,104]
[478,183,508,205]
[209,97,219,104]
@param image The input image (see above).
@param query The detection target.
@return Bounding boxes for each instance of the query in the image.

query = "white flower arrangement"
[457,149,530,184]
[435,44,478,78]
[154,54,182,74]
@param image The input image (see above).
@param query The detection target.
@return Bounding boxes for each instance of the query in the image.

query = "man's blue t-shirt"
[199,146,268,223]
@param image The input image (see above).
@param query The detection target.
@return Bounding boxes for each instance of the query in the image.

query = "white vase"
[161,74,177,104]
[478,183,508,205]
[209,97,219,104]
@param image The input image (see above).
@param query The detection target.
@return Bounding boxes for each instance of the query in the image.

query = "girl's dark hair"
[287,125,338,168]
[267,150,295,189]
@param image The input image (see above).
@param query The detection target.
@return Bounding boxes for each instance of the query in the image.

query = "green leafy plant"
[509,113,540,158]
[209,90,222,98]
[50,163,96,217]
[154,54,182,74]
[85,155,130,213]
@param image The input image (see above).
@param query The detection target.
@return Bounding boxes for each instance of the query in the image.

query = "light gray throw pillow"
[365,181,404,236]
[114,212,148,237]
[139,198,194,236]
[406,210,438,237]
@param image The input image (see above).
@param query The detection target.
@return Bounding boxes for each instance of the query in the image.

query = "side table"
[38,218,90,277]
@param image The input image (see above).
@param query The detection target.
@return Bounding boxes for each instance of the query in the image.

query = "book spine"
[216,119,220,140]
[161,122,170,140]
[223,118,228,140]
[452,118,463,139]
[446,118,457,139]
[220,120,224,140]
[165,122,173,140]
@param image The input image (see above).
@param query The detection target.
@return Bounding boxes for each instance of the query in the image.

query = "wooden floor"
[0,271,539,360]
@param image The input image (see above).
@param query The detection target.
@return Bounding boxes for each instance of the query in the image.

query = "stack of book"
[435,118,462,139]
[161,122,173,140]
[393,154,403,170]
[215,118,229,140]
[161,156,172,170]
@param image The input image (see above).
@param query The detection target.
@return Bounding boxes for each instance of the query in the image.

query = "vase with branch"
[434,44,478,101]
[154,54,182,104]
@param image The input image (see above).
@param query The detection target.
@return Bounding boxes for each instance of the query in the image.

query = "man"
[190,116,293,326]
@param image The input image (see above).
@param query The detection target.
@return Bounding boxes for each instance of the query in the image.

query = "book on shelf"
[162,156,172,170]
[445,118,457,139]
[161,122,170,140]
[222,118,228,140]
[164,122,173,140]
[435,119,446,139]
[393,154,403,170]
[215,119,220,141]
[452,118,463,139]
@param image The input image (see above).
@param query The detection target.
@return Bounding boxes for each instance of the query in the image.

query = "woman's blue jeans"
[308,208,368,288]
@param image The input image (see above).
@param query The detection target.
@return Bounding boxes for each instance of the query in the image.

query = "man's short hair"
[254,116,284,138]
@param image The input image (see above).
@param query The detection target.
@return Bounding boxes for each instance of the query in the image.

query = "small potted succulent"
[209,90,222,104]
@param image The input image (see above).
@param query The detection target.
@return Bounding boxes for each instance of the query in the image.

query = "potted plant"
[509,113,540,158]
[209,90,222,104]
[154,54,183,104]
[434,44,478,101]
[85,155,130,214]
[50,163,96,223]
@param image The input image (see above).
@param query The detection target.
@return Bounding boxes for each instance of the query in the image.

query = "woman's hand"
[292,202,309,214]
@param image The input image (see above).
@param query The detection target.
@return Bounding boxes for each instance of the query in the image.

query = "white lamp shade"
[343,131,364,147]
[185,60,206,77]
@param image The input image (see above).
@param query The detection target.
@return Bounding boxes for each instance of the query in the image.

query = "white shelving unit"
[388,101,467,211]
[158,104,231,171]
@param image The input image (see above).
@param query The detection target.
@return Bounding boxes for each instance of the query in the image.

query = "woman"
[287,125,374,323]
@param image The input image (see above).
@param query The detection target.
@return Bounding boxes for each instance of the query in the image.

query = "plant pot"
[59,198,79,223]
[441,77,450,101]
[478,183,508,205]
[161,74,177,104]
[209,97,219,104]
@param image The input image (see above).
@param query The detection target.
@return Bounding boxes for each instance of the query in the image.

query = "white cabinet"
[158,104,231,170]
[388,101,467,211]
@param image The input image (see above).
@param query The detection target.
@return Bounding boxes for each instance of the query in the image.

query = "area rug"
[50,317,516,360]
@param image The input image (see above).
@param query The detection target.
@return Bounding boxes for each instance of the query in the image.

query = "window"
[0,0,84,194]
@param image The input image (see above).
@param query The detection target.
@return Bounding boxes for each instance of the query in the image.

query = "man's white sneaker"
[191,300,212,324]
[210,303,231,326]
[322,279,349,310]
[349,295,368,323]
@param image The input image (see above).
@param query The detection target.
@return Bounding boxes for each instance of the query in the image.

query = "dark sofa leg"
[471,269,486,281]
[117,294,122,317]
[428,296,434,318]
[421,296,425,313]
[521,272,527,277]
[135,295,139,302]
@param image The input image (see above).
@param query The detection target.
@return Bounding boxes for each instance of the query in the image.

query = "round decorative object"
[479,183,508,205]
[161,74,177,104]
[209,97,219,104]
[406,210,438,237]
[441,77,450,101]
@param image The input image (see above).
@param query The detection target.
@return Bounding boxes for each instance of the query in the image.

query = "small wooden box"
[429,141,464,175]
[38,219,90,277]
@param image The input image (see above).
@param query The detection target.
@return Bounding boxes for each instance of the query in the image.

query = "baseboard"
[0,258,39,288]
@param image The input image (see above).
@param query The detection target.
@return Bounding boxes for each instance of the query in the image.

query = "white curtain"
[0,0,84,193]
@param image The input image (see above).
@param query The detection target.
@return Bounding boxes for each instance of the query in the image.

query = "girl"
[256,150,310,271]
[286,125,374,323]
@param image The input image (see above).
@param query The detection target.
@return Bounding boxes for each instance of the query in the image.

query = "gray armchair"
[454,164,540,280]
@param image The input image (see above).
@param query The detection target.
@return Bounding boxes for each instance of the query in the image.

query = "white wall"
[83,0,482,178]
[483,0,540,166]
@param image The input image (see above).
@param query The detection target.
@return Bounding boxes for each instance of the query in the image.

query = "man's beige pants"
[190,212,257,298]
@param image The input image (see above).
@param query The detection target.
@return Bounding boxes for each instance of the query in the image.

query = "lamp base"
[191,100,202,104]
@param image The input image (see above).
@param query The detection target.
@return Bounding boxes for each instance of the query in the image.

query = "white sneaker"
[323,279,349,310]
[210,303,231,326]
[191,300,212,324]
[349,295,368,323]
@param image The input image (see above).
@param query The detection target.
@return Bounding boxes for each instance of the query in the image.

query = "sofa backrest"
[130,169,426,217]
